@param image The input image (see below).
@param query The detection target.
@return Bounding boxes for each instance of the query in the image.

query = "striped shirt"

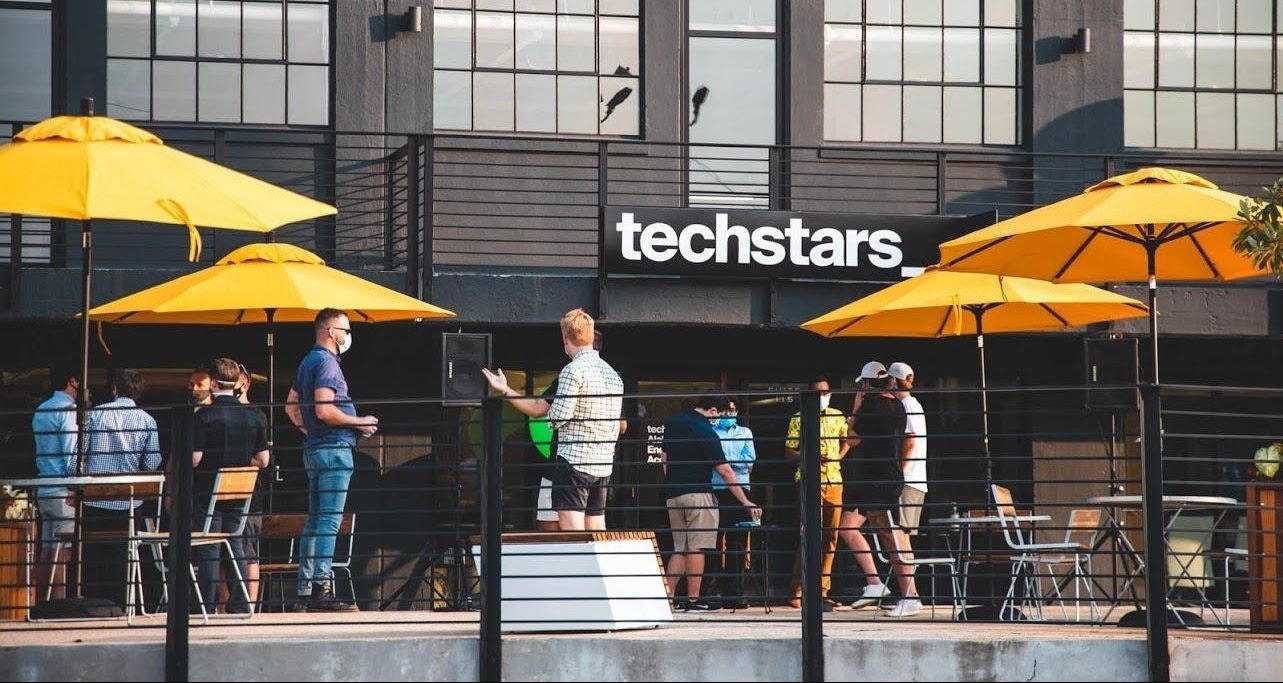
[546,349,624,478]
[84,398,161,510]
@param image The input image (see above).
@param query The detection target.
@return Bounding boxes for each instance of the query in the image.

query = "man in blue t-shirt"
[285,308,378,612]
[31,364,80,602]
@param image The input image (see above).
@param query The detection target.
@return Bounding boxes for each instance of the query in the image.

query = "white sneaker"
[887,599,922,618]
[849,583,892,609]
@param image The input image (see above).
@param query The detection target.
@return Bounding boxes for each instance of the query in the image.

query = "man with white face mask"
[284,308,377,612]
[785,377,848,610]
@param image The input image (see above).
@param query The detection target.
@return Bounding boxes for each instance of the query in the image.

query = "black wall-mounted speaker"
[442,332,492,406]
[1085,336,1139,412]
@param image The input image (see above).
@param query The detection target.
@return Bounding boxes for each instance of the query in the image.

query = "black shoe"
[306,586,358,612]
[289,595,312,612]
[684,599,721,612]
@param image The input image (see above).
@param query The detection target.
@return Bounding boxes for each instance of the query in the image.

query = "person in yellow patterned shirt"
[785,378,848,609]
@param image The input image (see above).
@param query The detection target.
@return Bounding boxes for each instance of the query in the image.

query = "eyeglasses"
[328,326,351,334]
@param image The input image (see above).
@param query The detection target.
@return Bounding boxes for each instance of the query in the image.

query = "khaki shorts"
[899,486,926,534]
[666,492,719,553]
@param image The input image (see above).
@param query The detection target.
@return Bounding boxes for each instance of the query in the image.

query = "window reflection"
[0,7,51,122]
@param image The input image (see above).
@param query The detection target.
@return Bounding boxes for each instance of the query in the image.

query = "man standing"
[188,366,213,406]
[709,397,757,608]
[191,358,269,614]
[31,364,80,602]
[661,394,759,612]
[285,309,376,612]
[482,309,623,531]
[83,369,161,606]
[888,363,927,538]
[786,378,848,610]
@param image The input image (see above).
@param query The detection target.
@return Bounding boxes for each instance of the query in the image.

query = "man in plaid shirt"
[484,308,623,530]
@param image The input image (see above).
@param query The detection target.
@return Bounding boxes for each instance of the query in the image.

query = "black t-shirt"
[845,394,906,486]
[661,409,726,499]
[193,395,269,511]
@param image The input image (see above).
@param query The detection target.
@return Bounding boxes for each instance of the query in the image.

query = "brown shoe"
[789,598,801,609]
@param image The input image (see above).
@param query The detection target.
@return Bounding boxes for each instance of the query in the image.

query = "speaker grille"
[1085,337,1139,412]
[443,333,492,405]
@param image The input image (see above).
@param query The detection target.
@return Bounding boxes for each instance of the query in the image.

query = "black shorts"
[842,481,904,523]
[550,457,610,517]
[240,512,262,564]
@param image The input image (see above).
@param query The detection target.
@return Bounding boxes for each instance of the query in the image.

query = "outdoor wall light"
[401,6,423,34]
[1074,27,1091,54]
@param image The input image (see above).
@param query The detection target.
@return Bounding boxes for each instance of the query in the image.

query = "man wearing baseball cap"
[888,362,928,538]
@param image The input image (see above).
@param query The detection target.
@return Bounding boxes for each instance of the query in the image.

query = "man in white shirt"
[888,362,927,536]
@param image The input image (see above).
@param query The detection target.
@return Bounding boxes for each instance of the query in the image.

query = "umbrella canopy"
[0,116,336,260]
[937,167,1265,382]
[801,267,1149,491]
[89,242,455,324]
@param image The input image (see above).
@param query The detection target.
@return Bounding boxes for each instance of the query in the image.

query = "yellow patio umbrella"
[937,167,1265,382]
[0,110,337,467]
[802,267,1148,485]
[89,242,456,403]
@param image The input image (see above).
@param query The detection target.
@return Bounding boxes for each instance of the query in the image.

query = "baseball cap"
[859,361,888,380]
[888,362,914,380]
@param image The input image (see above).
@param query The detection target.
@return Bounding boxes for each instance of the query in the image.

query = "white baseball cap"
[859,361,888,380]
[888,362,914,380]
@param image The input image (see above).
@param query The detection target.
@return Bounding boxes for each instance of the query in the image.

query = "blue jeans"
[298,444,354,594]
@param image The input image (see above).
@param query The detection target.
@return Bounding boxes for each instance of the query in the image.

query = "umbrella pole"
[971,308,993,498]
[266,310,277,514]
[1147,245,1159,384]
[74,218,92,598]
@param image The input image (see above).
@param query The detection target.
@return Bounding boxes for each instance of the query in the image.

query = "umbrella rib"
[932,307,952,337]
[828,316,865,337]
[1054,228,1102,281]
[943,234,1012,268]
[1185,225,1223,280]
[1038,302,1070,327]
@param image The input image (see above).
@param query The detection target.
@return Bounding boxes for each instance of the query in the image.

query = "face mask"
[819,393,832,410]
[336,330,353,355]
[717,416,737,430]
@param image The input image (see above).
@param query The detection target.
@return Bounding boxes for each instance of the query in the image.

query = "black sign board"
[602,206,995,282]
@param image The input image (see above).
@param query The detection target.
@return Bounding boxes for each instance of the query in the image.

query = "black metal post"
[799,390,824,683]
[936,152,948,214]
[75,99,94,477]
[1140,382,1169,682]
[166,406,195,683]
[596,141,609,318]
[479,396,504,682]
[407,135,421,299]
[422,135,434,302]
[9,213,21,309]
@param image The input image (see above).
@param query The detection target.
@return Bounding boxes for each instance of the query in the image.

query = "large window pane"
[1125,90,1157,147]
[199,1,241,59]
[1237,35,1273,89]
[516,13,555,70]
[599,16,638,76]
[1159,0,1196,31]
[943,28,981,82]
[824,23,862,82]
[479,0,514,10]
[559,0,593,15]
[558,15,595,72]
[689,0,776,32]
[1239,0,1273,33]
[825,0,861,24]
[903,85,942,142]
[824,83,861,141]
[866,26,903,80]
[0,8,51,121]
[984,0,1018,27]
[1158,32,1195,87]
[198,62,241,121]
[107,59,151,119]
[557,74,597,133]
[866,0,902,24]
[243,63,286,124]
[287,64,328,125]
[944,0,980,27]
[434,10,473,70]
[473,72,515,131]
[599,76,639,135]
[109,0,151,58]
[943,86,982,143]
[983,28,1017,86]
[863,84,902,141]
[517,0,555,11]
[153,60,196,121]
[688,37,775,145]
[983,87,1016,144]
[434,70,473,129]
[1196,0,1234,32]
[516,73,556,132]
[1125,32,1156,88]
[154,0,196,57]
[287,2,329,63]
[904,0,942,26]
[477,12,516,69]
[1195,91,1235,147]
[1195,33,1234,88]
[904,27,944,81]
[1155,91,1196,147]
[599,0,639,16]
[1237,93,1275,148]
[243,2,284,60]
[1125,0,1156,31]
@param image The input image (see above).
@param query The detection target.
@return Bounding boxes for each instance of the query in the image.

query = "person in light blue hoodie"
[708,398,757,608]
